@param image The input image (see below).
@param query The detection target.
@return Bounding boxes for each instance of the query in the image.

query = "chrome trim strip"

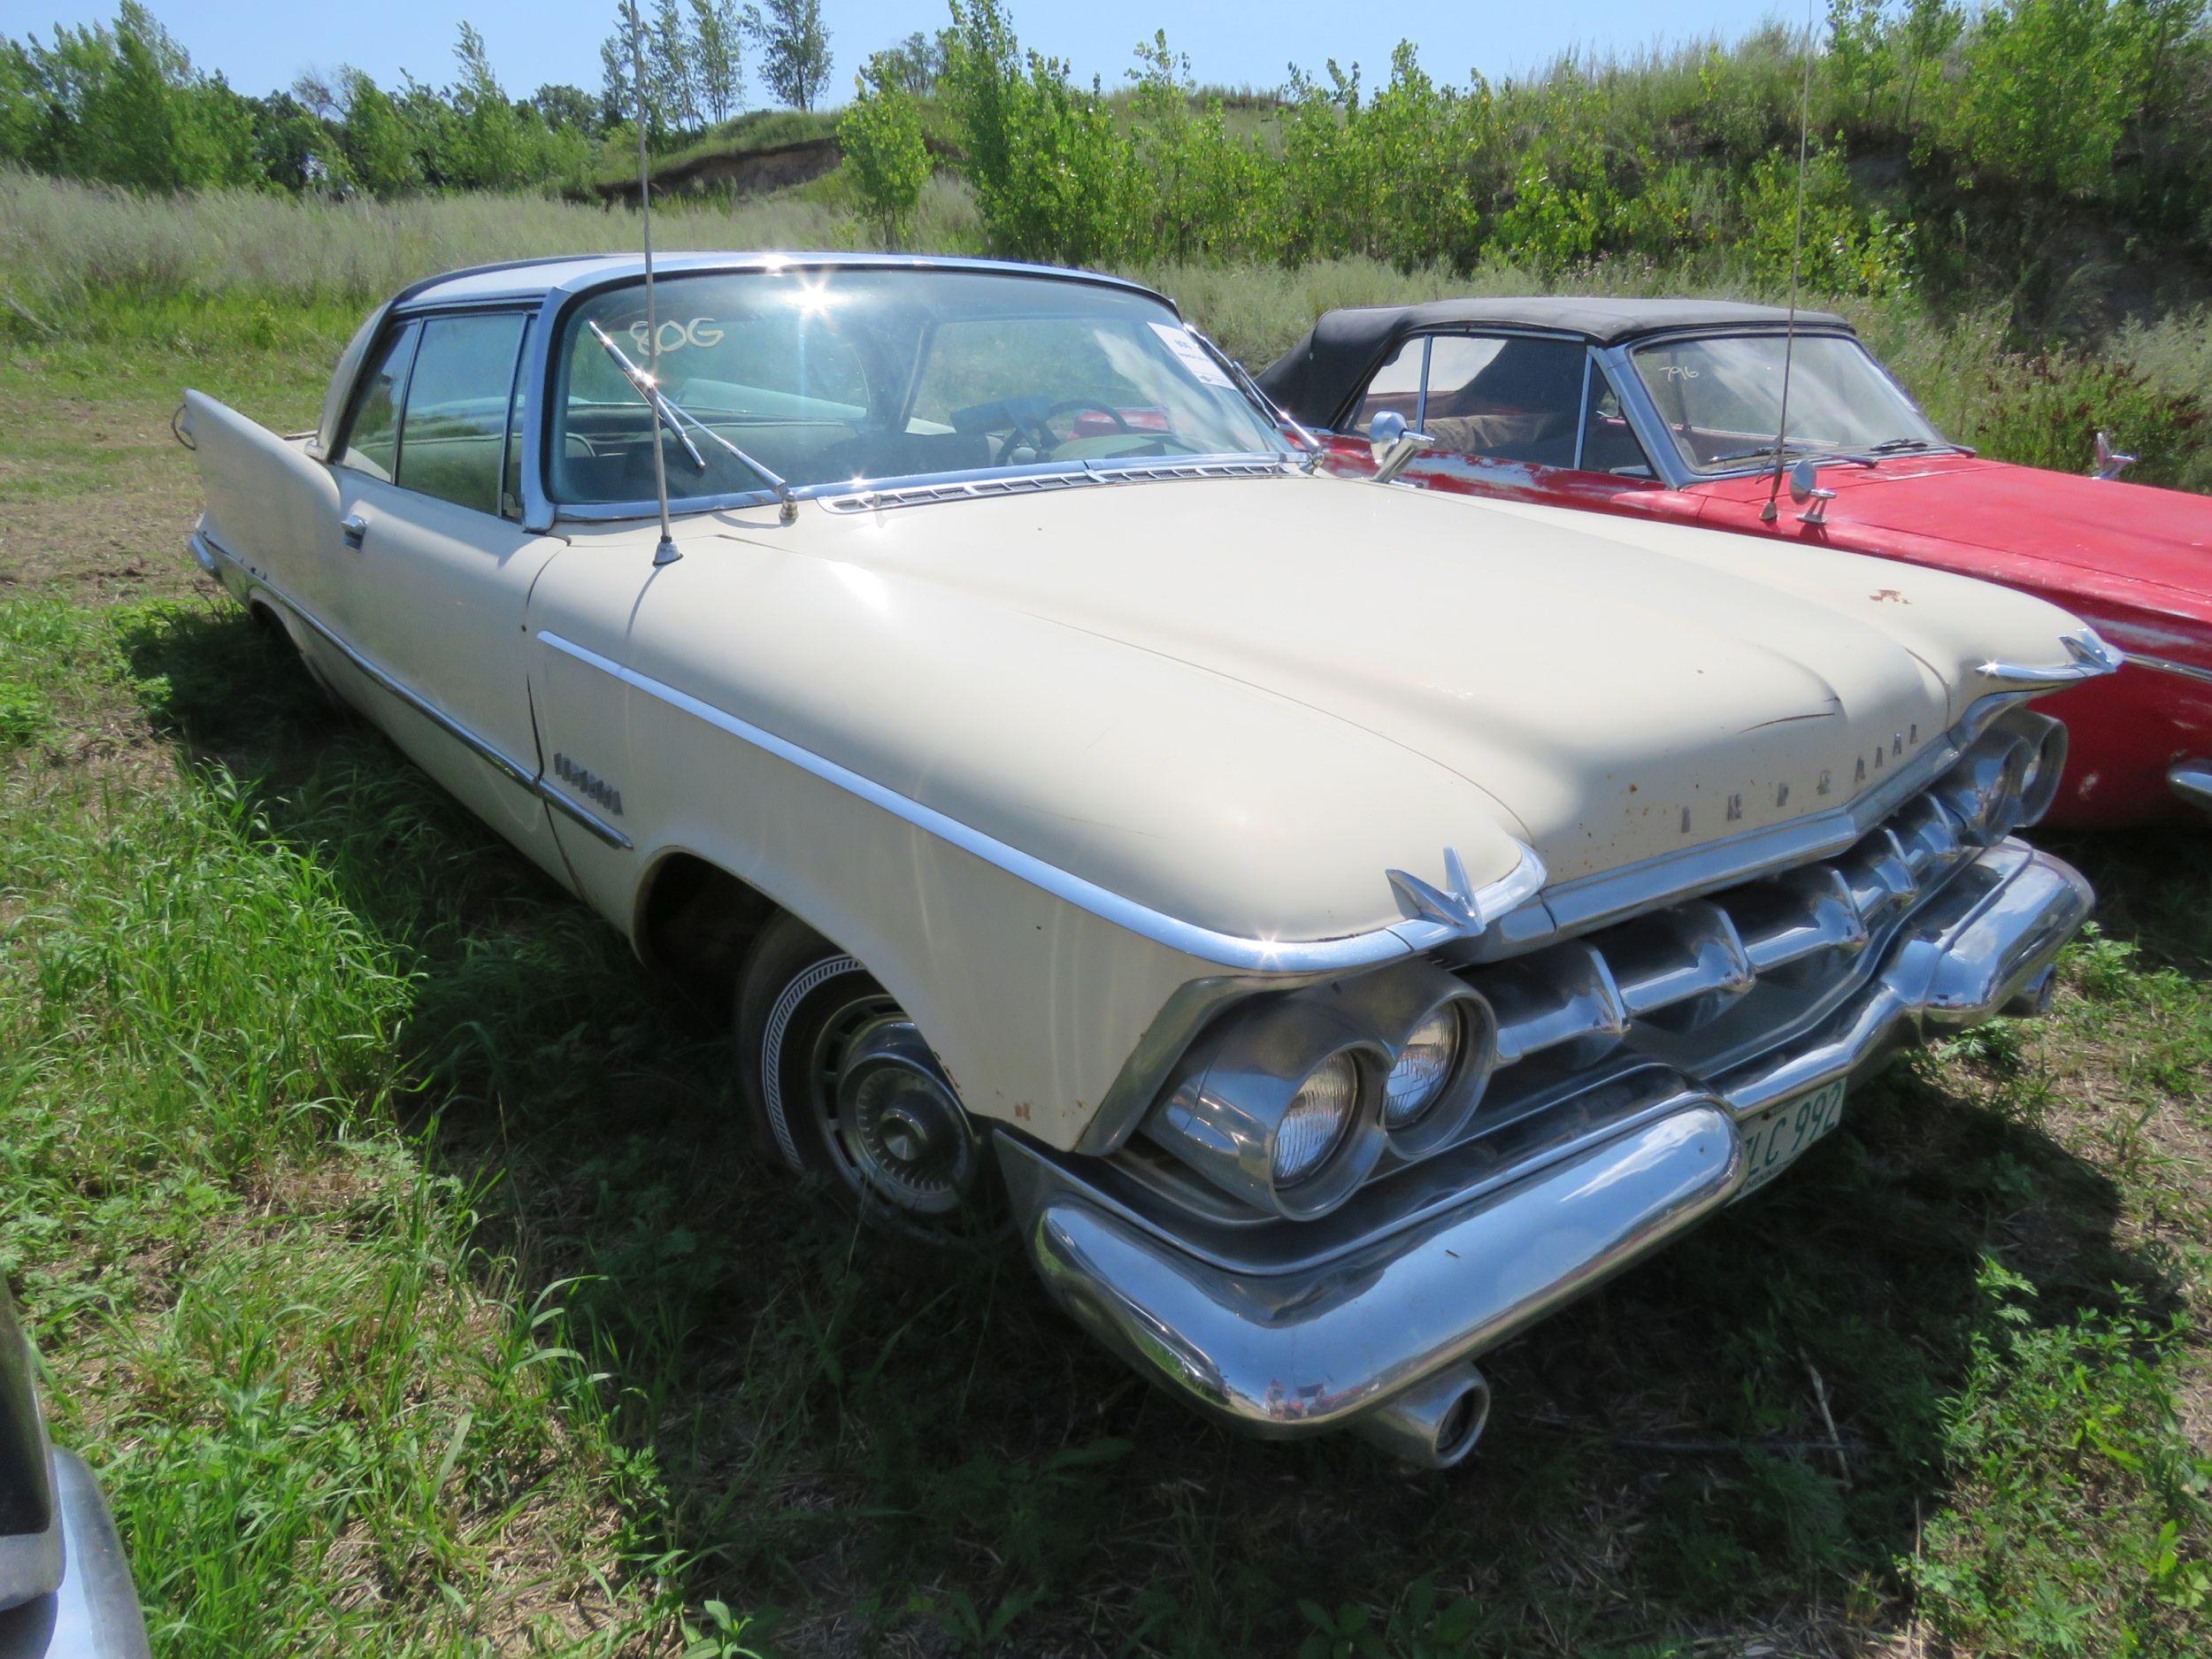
[534,628,1543,972]
[818,457,1298,515]
[194,533,633,851]
[549,453,1299,525]
[2127,651,2212,687]
[534,780,633,849]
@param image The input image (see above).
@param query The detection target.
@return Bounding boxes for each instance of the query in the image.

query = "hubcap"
[809,1002,978,1216]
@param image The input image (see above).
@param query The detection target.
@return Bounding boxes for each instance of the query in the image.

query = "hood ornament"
[1978,631,2125,684]
[1387,844,1548,933]
[2090,431,2137,480]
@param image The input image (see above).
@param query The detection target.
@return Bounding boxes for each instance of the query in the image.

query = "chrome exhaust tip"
[2002,964,2059,1018]
[1350,1363,1492,1469]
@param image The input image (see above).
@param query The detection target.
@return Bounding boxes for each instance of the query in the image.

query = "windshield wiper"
[587,321,797,522]
[1706,440,1828,466]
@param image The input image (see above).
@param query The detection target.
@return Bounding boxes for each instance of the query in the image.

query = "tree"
[873,29,948,95]
[341,68,419,194]
[688,0,746,122]
[744,0,831,111]
[841,50,931,245]
[447,21,529,188]
[529,82,597,131]
[650,0,701,128]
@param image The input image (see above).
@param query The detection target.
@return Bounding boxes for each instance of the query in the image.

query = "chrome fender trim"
[1015,1104,1742,1437]
[535,628,1544,973]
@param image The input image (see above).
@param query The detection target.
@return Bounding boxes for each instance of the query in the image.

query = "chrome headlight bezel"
[1138,962,1499,1217]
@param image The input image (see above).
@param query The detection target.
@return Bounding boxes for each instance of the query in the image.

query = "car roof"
[390,251,1171,311]
[1256,296,1855,426]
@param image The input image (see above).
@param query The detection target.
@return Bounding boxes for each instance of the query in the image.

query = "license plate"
[1738,1078,1848,1195]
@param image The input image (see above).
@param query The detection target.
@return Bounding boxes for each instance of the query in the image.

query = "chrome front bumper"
[2172,761,2212,815]
[1001,841,2092,1461]
[0,1452,150,1659]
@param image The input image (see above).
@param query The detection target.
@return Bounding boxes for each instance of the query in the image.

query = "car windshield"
[549,265,1288,507]
[1630,333,1949,473]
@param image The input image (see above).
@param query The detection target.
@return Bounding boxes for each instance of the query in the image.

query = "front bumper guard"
[1002,841,2092,1461]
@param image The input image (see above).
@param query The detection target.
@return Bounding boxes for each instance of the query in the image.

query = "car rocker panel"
[183,255,2107,1466]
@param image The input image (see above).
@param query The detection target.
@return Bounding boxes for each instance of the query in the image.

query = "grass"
[2,180,2210,1656]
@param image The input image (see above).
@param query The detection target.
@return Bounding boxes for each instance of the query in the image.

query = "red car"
[1257,299,2212,826]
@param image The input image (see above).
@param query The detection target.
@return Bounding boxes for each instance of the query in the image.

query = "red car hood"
[1695,455,2212,597]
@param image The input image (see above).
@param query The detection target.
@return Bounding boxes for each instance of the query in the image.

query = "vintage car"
[185,254,2109,1466]
[0,1280,150,1658]
[1257,298,2212,826]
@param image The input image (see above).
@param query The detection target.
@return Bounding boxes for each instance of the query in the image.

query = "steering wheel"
[1035,398,1137,447]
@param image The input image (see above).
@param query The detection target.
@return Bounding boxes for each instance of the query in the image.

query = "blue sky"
[19,2,1793,103]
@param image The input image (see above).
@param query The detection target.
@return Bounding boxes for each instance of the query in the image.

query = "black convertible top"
[1256,296,1853,426]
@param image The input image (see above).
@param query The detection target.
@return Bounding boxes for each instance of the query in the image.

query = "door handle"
[341,513,368,550]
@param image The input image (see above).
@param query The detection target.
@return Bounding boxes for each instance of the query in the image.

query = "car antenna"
[626,2,680,568]
[1760,0,1818,526]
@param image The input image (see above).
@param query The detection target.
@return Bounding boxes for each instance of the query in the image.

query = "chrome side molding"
[190,531,632,850]
[536,627,1548,974]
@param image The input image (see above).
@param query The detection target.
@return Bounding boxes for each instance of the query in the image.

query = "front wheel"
[736,914,1002,1240]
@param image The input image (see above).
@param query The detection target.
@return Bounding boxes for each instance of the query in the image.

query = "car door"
[1342,332,1689,518]
[324,307,572,879]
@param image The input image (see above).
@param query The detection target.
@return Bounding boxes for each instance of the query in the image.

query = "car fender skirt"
[1018,1104,1742,1438]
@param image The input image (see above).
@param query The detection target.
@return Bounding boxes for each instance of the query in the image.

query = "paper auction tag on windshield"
[1149,321,1235,388]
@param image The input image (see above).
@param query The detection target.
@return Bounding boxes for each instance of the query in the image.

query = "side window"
[1578,368,1656,478]
[338,320,420,481]
[1348,336,1425,433]
[396,312,530,516]
[1421,334,1585,468]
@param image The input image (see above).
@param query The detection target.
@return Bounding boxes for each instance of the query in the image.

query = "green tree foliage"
[745,0,833,111]
[339,69,419,196]
[941,0,1137,265]
[839,49,931,246]
[688,0,747,123]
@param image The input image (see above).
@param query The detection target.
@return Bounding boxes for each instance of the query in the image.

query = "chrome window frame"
[329,298,545,523]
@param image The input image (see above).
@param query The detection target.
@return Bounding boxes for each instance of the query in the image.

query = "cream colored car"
[186,254,2110,1466]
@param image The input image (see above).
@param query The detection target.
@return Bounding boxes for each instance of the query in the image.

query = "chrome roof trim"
[534,628,1543,973]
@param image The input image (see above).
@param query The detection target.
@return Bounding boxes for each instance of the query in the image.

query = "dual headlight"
[1936,710,2068,845]
[1141,961,1498,1219]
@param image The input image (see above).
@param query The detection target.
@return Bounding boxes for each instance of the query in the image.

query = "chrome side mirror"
[1787,457,1836,526]
[1368,409,1435,485]
[2091,430,2137,480]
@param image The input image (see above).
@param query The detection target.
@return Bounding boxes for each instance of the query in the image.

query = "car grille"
[1453,705,2063,1109]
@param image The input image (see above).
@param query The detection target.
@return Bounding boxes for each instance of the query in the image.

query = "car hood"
[774,472,2088,892]
[1697,455,2212,595]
